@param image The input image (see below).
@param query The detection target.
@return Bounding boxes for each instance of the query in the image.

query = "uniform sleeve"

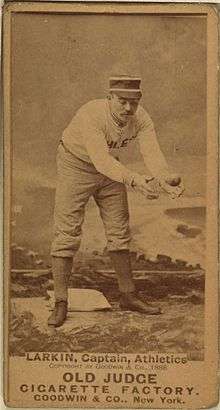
[81,112,135,185]
[137,108,170,177]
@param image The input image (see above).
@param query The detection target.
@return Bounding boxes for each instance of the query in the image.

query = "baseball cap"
[109,75,142,99]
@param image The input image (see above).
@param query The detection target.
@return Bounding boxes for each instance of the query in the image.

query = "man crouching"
[48,73,184,327]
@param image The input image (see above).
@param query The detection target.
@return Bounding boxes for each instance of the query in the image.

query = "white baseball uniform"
[51,99,168,257]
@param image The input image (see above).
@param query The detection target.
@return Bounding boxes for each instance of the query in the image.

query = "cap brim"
[110,90,142,99]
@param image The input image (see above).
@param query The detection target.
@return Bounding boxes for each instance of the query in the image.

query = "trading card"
[3,2,219,408]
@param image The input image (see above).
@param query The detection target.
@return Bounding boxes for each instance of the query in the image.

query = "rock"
[157,254,172,264]
[177,224,201,238]
[175,259,187,268]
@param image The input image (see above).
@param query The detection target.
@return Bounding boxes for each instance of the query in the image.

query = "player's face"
[109,93,141,123]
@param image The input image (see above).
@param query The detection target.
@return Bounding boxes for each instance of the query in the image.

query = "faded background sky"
[10,13,207,262]
[12,14,206,181]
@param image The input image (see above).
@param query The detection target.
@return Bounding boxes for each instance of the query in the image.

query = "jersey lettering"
[107,140,118,149]
[107,135,137,149]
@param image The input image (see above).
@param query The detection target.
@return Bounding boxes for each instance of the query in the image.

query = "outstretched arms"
[137,110,184,198]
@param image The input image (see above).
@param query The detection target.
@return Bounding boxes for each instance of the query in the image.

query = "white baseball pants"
[51,142,131,257]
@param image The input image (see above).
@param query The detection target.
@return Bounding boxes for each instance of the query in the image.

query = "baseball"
[165,175,181,186]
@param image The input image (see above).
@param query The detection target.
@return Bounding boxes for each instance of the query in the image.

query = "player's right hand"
[131,174,159,199]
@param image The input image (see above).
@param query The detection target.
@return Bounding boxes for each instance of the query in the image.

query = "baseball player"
[48,75,184,327]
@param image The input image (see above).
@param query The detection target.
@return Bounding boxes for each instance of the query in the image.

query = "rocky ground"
[10,249,204,361]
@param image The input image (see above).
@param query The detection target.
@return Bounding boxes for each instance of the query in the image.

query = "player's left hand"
[157,174,185,199]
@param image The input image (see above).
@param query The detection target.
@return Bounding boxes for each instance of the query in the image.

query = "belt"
[60,139,119,162]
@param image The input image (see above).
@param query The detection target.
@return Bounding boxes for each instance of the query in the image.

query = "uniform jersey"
[62,99,168,184]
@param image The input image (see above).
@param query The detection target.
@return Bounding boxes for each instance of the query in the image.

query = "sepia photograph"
[3,2,219,408]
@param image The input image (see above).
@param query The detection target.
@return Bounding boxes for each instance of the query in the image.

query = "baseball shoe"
[120,292,162,315]
[47,300,68,327]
